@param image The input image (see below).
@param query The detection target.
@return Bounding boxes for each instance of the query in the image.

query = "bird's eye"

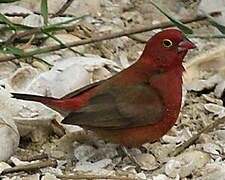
[162,39,173,48]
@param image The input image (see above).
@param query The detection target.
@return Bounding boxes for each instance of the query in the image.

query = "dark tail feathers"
[11,93,58,102]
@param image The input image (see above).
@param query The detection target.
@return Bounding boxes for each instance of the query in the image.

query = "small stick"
[170,117,225,156]
[55,174,141,180]
[18,153,48,162]
[0,15,209,63]
[51,0,75,18]
[121,146,142,170]
[128,35,147,43]
[1,160,57,175]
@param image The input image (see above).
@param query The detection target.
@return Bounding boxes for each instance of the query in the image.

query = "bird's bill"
[178,37,196,52]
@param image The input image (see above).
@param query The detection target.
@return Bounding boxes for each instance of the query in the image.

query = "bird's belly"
[92,116,177,147]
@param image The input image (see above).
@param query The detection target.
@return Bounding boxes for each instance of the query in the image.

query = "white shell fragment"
[74,159,113,175]
[202,143,222,155]
[41,173,59,180]
[152,174,172,180]
[0,89,20,161]
[10,156,29,166]
[0,62,17,80]
[8,66,40,92]
[198,0,225,26]
[74,144,96,161]
[135,153,159,170]
[204,103,225,118]
[28,63,90,98]
[196,162,225,180]
[0,162,11,174]
[184,44,225,97]
[1,5,33,15]
[165,151,211,178]
[22,174,40,180]
[22,14,44,27]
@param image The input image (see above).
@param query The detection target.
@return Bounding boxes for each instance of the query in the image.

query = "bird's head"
[140,29,196,69]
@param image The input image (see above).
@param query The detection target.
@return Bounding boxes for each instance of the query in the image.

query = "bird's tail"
[11,93,70,116]
[11,93,57,103]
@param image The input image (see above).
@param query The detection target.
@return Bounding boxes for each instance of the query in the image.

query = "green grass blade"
[0,14,33,31]
[0,14,17,30]
[150,1,193,34]
[41,0,48,26]
[46,15,88,29]
[200,10,225,34]
[5,44,26,55]
[0,0,21,3]
[0,50,12,54]
[43,31,85,56]
[32,56,53,68]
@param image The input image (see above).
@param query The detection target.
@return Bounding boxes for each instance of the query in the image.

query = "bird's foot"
[121,145,143,171]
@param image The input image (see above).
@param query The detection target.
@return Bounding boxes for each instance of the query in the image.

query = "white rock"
[213,130,225,140]
[10,156,29,166]
[27,57,120,98]
[202,94,223,105]
[1,5,33,15]
[74,144,96,161]
[0,89,20,161]
[165,151,211,178]
[41,167,63,175]
[135,153,159,170]
[184,44,225,97]
[197,162,225,180]
[28,63,90,98]
[198,0,225,14]
[135,172,147,179]
[64,0,101,16]
[152,174,172,180]
[0,162,11,174]
[202,143,222,155]
[0,62,17,80]
[74,159,113,175]
[215,80,225,97]
[22,14,44,27]
[150,144,176,163]
[204,103,225,118]
[8,66,40,91]
[22,174,40,180]
[162,135,183,144]
[41,173,59,180]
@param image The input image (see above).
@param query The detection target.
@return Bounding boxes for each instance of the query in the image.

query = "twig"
[1,160,57,175]
[170,117,225,156]
[128,35,147,43]
[55,174,141,180]
[51,0,75,18]
[198,149,225,158]
[6,29,41,44]
[121,145,142,171]
[0,15,213,62]
[18,153,48,162]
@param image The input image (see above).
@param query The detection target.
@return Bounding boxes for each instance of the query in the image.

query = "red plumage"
[12,29,196,147]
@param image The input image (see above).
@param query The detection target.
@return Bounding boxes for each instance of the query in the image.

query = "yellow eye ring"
[162,39,173,48]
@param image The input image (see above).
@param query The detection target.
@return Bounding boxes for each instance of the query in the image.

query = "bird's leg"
[121,145,142,170]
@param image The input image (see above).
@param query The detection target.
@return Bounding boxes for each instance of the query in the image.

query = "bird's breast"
[149,68,183,126]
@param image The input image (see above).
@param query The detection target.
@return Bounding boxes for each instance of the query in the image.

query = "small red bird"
[12,29,196,147]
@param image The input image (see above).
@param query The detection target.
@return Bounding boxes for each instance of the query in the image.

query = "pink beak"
[178,37,196,52]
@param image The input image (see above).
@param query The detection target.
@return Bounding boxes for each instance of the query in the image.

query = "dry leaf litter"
[1,0,225,179]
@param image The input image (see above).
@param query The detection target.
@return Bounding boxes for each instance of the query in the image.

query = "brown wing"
[62,82,165,129]
[62,80,105,99]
